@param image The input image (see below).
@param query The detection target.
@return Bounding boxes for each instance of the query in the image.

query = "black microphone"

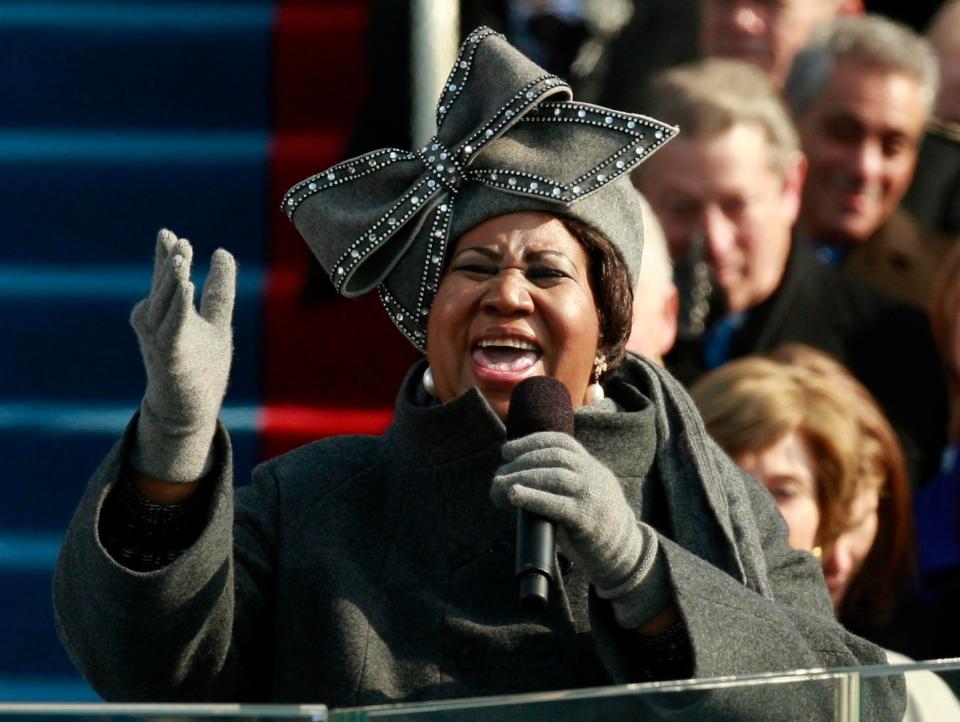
[506,376,575,612]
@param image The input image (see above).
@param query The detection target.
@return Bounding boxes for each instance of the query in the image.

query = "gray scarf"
[610,355,773,598]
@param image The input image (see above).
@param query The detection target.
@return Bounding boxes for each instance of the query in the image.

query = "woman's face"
[735,431,821,552]
[821,486,880,609]
[426,212,601,420]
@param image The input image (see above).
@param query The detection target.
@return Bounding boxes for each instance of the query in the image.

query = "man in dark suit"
[633,58,946,485]
[785,14,953,310]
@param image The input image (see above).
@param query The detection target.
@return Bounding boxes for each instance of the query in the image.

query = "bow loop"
[464,101,675,204]
[283,149,444,298]
[433,27,572,154]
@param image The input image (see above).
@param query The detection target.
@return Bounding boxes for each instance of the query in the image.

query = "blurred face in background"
[937,49,960,123]
[626,199,679,362]
[737,430,880,610]
[699,0,861,86]
[626,274,678,362]
[735,431,821,551]
[821,485,879,608]
[637,123,804,314]
[929,1,960,123]
[795,60,927,246]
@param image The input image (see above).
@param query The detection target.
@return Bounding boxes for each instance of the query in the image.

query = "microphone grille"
[506,377,575,439]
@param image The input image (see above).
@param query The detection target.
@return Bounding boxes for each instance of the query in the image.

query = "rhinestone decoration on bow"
[283,26,678,351]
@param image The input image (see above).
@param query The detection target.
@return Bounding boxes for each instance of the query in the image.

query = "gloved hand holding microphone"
[491,415,672,630]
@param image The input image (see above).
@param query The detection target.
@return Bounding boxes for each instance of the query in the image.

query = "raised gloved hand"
[129,229,236,482]
[492,431,669,627]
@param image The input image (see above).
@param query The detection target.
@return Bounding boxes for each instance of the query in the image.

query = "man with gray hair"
[633,58,946,486]
[785,13,953,308]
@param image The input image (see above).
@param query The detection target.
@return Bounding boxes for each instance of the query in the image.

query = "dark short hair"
[637,59,799,177]
[560,217,634,376]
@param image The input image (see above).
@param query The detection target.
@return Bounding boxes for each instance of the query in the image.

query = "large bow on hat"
[283,26,677,351]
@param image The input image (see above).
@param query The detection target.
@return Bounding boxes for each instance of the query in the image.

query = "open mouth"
[472,337,542,373]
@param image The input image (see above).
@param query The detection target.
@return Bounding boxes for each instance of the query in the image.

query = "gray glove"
[492,431,670,628]
[129,229,236,482]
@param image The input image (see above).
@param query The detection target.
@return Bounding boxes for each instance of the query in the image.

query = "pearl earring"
[584,354,607,404]
[422,366,437,397]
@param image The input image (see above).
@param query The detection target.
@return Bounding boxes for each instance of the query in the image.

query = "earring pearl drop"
[422,366,437,397]
[585,382,605,404]
[585,352,607,404]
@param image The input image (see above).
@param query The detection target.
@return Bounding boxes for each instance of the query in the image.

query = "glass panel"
[8,663,957,722]
[328,671,850,721]
[858,657,960,721]
[0,704,328,722]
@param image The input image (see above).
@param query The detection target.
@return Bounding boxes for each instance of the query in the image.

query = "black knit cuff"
[98,473,212,572]
[634,619,693,682]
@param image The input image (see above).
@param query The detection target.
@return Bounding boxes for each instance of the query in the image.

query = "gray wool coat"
[53,356,904,719]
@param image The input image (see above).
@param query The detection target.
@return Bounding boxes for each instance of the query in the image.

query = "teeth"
[477,338,539,351]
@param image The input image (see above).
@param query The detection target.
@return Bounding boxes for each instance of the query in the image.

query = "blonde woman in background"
[765,344,914,633]
[691,346,960,722]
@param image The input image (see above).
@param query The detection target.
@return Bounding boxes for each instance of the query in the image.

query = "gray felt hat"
[283,26,677,351]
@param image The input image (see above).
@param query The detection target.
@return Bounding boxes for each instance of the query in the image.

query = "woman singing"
[53,27,902,719]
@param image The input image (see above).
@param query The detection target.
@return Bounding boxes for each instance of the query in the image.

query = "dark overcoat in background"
[666,240,948,487]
